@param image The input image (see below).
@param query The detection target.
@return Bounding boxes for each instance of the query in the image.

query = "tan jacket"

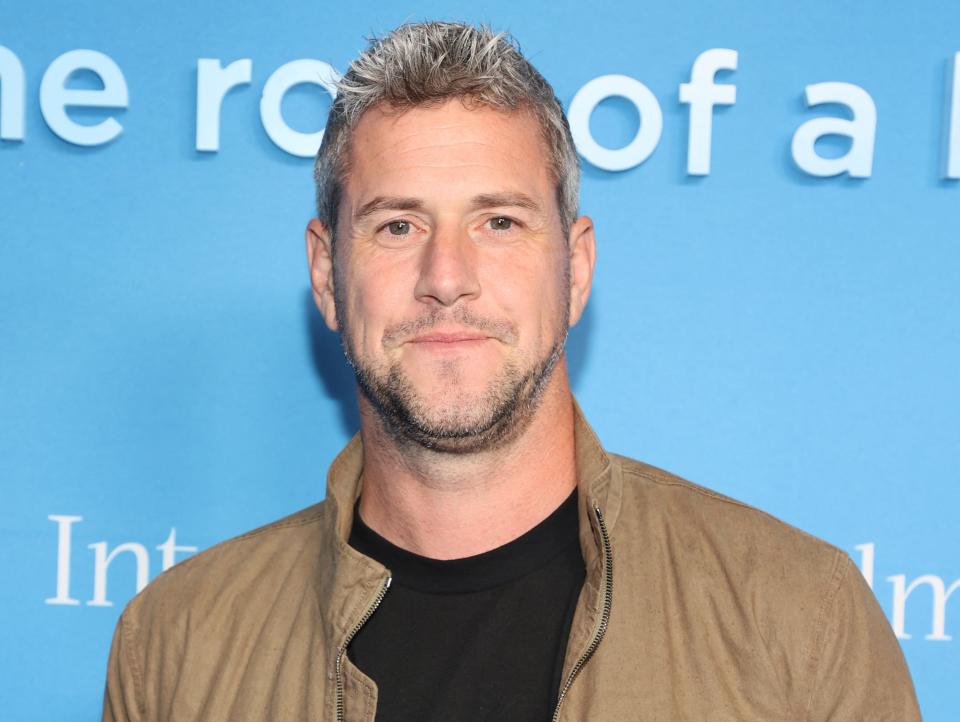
[103,409,921,721]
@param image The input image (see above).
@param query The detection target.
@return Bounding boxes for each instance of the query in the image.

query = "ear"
[305,218,339,332]
[567,215,596,327]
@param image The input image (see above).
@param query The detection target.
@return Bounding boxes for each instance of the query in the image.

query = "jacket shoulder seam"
[621,463,762,510]
[120,607,147,716]
[232,504,327,541]
[618,462,840,551]
[800,548,849,717]
[133,503,328,587]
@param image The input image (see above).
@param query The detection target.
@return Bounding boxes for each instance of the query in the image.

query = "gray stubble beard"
[336,296,570,456]
[349,328,567,454]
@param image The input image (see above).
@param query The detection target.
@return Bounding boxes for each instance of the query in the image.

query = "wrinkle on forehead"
[345,100,555,201]
[332,99,564,243]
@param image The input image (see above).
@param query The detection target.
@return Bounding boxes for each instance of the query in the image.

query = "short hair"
[313,21,580,238]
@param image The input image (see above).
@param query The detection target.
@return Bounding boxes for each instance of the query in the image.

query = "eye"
[488,217,514,232]
[385,220,411,236]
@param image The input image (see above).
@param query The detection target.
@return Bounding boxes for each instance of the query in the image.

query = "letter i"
[45,515,82,605]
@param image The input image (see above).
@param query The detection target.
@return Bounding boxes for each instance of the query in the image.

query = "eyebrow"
[354,196,425,222]
[467,192,542,213]
[353,192,543,222]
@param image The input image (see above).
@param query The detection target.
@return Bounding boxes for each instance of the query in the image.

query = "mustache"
[382,307,518,347]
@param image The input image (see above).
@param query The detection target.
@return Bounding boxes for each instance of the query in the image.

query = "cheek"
[484,249,569,337]
[341,259,417,355]
[533,255,572,340]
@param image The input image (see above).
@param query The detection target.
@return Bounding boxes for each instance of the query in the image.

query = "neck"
[356,365,578,559]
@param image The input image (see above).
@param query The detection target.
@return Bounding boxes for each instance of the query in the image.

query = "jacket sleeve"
[102,609,143,722]
[802,553,922,721]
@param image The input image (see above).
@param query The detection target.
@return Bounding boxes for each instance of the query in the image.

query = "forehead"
[342,100,556,207]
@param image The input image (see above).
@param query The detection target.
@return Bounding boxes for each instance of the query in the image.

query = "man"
[103,21,920,721]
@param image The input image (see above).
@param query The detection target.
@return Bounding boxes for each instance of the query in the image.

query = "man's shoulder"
[104,501,343,715]
[609,452,849,578]
[122,500,333,626]
[603,452,919,720]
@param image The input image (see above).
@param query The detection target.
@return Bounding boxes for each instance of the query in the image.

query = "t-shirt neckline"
[348,488,580,594]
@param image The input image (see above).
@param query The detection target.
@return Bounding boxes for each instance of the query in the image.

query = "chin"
[348,324,568,455]
[362,362,554,455]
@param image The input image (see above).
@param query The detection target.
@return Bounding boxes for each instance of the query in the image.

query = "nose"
[413,227,481,307]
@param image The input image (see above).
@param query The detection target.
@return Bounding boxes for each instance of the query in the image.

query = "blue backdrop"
[2,1,957,718]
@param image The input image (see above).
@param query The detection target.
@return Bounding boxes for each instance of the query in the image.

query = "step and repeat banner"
[2,0,958,718]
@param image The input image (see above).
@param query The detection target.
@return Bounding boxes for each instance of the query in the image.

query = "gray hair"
[313,21,580,239]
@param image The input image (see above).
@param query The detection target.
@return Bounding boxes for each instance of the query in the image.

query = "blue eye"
[386,220,411,236]
[489,217,513,231]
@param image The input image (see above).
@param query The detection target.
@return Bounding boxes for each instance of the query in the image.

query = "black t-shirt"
[347,489,586,722]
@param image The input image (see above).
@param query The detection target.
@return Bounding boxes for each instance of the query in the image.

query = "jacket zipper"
[333,504,611,721]
[335,575,392,722]
[550,503,613,722]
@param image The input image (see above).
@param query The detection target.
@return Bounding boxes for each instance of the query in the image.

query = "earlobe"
[305,219,339,332]
[567,215,597,327]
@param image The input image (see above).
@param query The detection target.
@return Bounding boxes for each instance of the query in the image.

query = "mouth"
[409,331,492,345]
[406,331,495,354]
[381,311,518,350]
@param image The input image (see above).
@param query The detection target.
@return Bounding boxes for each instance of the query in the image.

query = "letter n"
[87,541,150,607]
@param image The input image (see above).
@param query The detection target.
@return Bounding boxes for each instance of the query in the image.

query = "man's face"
[309,99,591,452]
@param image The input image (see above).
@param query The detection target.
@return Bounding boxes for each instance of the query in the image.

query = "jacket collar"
[571,398,622,568]
[313,397,622,646]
